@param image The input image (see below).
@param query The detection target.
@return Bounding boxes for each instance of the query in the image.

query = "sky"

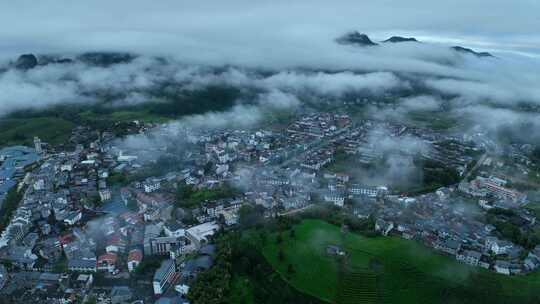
[0,0,539,60]
[1,0,540,144]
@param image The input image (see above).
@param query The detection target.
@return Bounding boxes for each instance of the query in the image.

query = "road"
[461,153,488,182]
[279,127,350,168]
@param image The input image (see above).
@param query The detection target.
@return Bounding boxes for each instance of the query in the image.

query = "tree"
[278,249,285,262]
[127,199,138,212]
[287,264,295,276]
[84,296,97,304]
[188,235,233,304]
[238,204,264,229]
[276,233,283,245]
[289,229,296,239]
[259,230,268,246]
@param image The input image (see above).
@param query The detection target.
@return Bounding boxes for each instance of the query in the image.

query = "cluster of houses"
[1,111,540,303]
[371,183,537,276]
[0,128,227,303]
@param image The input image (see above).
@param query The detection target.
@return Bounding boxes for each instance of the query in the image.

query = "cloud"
[0,66,82,113]
[0,0,538,59]
[400,95,442,111]
[0,0,539,150]
[261,71,408,96]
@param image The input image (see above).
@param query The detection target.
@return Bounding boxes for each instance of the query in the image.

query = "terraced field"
[261,219,540,304]
[336,268,378,304]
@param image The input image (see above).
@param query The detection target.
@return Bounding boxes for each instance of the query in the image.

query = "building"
[68,258,97,273]
[99,189,112,202]
[150,236,186,255]
[153,259,177,295]
[63,211,82,226]
[97,253,118,273]
[323,191,346,207]
[456,250,481,266]
[143,178,161,193]
[0,265,8,290]
[472,177,527,203]
[164,221,186,238]
[143,224,162,255]
[350,185,377,197]
[127,249,143,272]
[186,222,219,249]
[111,286,132,304]
[494,260,511,275]
[439,240,461,256]
[34,137,42,153]
[486,237,514,255]
[375,219,394,236]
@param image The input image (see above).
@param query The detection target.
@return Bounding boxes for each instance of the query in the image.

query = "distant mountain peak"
[383,36,419,43]
[451,46,493,58]
[15,54,38,70]
[336,31,378,46]
[77,52,136,67]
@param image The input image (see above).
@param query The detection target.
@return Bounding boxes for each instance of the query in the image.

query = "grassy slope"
[0,110,172,148]
[0,117,74,146]
[261,219,540,304]
[80,110,170,124]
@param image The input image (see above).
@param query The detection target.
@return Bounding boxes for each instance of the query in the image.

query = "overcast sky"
[0,0,539,61]
[1,0,540,133]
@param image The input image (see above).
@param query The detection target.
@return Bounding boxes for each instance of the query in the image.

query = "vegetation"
[175,185,239,209]
[237,204,265,229]
[486,208,540,249]
[0,187,24,232]
[256,219,540,304]
[0,117,74,146]
[188,234,233,304]
[133,255,164,277]
[106,172,129,186]
[1,85,247,148]
[406,110,460,130]
[52,253,68,273]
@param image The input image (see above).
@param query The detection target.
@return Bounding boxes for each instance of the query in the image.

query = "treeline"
[0,187,24,232]
[486,208,540,249]
[421,159,460,185]
[188,232,326,304]
[6,85,244,123]
[175,184,239,209]
[237,203,376,236]
[187,234,233,304]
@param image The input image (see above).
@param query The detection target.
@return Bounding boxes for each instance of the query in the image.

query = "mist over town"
[0,1,540,304]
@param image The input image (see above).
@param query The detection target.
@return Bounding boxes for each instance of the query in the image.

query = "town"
[0,110,539,303]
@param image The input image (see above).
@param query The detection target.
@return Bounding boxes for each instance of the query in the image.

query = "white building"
[186,222,219,248]
[323,191,346,207]
[143,178,161,193]
[99,189,112,202]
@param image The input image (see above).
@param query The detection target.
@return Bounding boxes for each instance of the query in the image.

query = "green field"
[406,110,460,130]
[261,219,540,304]
[80,110,170,124]
[0,110,172,148]
[0,117,74,146]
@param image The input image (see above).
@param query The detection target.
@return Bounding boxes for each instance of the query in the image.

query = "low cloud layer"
[1,0,539,59]
[0,0,539,152]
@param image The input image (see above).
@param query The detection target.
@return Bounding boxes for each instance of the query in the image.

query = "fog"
[0,0,539,148]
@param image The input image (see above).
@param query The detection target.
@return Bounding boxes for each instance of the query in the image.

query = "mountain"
[336,31,378,46]
[451,46,493,58]
[383,36,419,43]
[15,54,38,70]
[76,52,136,66]
[37,55,74,65]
